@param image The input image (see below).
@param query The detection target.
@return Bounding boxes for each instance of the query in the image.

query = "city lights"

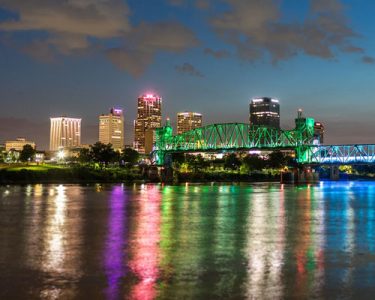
[57,150,65,160]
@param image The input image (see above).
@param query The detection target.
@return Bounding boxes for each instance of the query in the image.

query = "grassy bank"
[0,164,144,184]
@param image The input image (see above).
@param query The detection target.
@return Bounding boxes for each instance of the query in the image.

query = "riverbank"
[0,165,144,184]
[1,164,374,184]
[0,164,282,184]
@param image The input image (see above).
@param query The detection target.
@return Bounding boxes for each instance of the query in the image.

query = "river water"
[1,182,375,299]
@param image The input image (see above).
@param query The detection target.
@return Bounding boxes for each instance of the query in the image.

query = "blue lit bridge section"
[308,144,375,164]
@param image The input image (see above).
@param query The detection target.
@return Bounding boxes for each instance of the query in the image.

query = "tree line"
[78,142,140,167]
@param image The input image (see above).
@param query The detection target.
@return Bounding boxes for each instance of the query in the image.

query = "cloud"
[344,46,364,54]
[362,56,375,64]
[107,22,199,77]
[175,62,204,77]
[204,48,230,59]
[210,0,367,63]
[0,0,198,76]
[195,0,210,9]
[0,0,130,55]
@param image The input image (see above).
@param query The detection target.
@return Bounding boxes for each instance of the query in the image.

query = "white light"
[57,151,65,160]
[271,99,279,103]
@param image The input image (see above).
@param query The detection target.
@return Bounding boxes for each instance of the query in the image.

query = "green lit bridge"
[152,117,316,165]
[151,117,375,166]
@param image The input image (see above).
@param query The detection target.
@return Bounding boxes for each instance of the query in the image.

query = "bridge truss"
[152,118,375,166]
[305,144,375,164]
[153,118,315,165]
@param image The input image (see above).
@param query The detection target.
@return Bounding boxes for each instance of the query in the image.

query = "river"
[1,182,375,299]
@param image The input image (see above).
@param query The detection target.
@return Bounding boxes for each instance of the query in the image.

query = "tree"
[78,148,92,164]
[19,144,36,162]
[186,154,206,172]
[171,152,185,165]
[267,150,286,169]
[121,148,140,165]
[224,153,241,170]
[243,154,266,171]
[90,142,118,166]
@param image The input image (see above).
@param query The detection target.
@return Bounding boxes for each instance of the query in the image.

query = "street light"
[57,150,65,160]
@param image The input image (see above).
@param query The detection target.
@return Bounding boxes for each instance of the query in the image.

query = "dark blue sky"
[1,0,375,149]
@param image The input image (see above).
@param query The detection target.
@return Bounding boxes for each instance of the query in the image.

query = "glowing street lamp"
[57,150,65,161]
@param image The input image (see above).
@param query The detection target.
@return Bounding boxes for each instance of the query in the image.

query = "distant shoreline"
[1,164,373,185]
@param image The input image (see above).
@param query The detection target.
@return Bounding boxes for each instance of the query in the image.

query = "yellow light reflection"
[44,185,66,273]
[245,188,285,299]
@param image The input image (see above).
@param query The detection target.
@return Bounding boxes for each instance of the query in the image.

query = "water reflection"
[43,185,66,273]
[3,182,375,298]
[245,187,285,299]
[104,185,127,300]
[42,185,83,299]
[129,185,161,300]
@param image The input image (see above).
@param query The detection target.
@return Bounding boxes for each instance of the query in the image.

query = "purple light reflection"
[104,185,127,300]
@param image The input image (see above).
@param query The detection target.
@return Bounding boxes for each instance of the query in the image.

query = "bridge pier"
[281,167,319,184]
[330,166,340,180]
[160,167,174,184]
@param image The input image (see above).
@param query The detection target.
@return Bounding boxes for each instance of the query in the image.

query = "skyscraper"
[249,97,280,128]
[99,108,124,151]
[50,117,81,151]
[134,94,162,153]
[177,112,203,134]
[314,122,325,144]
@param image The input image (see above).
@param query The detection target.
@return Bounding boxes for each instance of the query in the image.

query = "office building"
[144,128,156,154]
[50,117,81,151]
[99,108,124,151]
[177,112,203,134]
[314,122,325,144]
[5,138,36,151]
[249,97,280,128]
[134,94,162,153]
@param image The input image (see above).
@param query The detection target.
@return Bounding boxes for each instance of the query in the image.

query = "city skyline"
[1,0,375,149]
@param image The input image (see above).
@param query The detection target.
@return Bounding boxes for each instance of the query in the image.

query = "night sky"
[0,0,375,150]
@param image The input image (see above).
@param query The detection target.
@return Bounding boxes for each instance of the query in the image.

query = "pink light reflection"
[129,185,161,300]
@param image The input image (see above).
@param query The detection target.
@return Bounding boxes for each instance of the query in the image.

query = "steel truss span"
[152,119,375,165]
[152,119,315,165]
[307,144,375,164]
[161,123,304,151]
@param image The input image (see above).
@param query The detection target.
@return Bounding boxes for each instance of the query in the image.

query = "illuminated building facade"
[134,94,162,153]
[50,117,81,151]
[5,138,36,151]
[314,122,325,144]
[99,108,124,151]
[177,112,202,134]
[250,97,280,129]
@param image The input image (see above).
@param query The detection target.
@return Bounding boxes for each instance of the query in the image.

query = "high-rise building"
[134,94,162,153]
[144,128,156,155]
[99,108,124,151]
[50,117,81,151]
[177,112,203,134]
[314,122,325,144]
[249,97,280,128]
[5,138,36,151]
